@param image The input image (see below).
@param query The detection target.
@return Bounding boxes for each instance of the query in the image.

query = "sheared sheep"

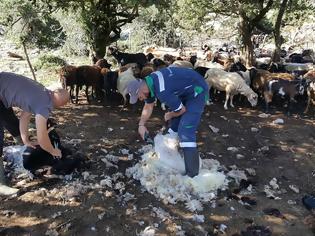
[204,68,258,110]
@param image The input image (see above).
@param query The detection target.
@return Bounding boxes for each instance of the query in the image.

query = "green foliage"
[54,10,89,56]
[0,0,66,49]
[34,54,66,70]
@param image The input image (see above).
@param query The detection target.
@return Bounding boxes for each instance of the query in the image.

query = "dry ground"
[0,93,315,236]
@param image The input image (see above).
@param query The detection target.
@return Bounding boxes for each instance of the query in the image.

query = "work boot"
[0,184,19,196]
[0,157,19,196]
[183,148,199,178]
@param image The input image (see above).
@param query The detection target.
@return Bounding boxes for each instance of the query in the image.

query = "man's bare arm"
[35,114,61,157]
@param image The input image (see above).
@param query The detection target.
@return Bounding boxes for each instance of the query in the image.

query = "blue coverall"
[145,67,208,177]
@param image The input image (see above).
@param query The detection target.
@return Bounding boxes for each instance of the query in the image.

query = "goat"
[94,58,112,69]
[108,47,147,69]
[23,119,83,175]
[75,65,103,104]
[264,78,307,115]
[119,63,141,78]
[226,61,247,72]
[204,68,258,110]
[59,65,77,103]
[303,70,315,113]
[251,70,295,96]
[102,70,119,101]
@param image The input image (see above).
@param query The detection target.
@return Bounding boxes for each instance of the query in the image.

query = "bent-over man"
[0,72,69,196]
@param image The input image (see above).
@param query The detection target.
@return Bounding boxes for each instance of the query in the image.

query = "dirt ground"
[0,93,315,236]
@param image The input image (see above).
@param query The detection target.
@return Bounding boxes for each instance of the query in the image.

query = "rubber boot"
[0,156,19,196]
[183,148,199,178]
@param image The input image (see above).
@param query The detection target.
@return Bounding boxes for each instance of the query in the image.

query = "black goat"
[108,47,147,68]
[23,119,83,175]
[102,71,119,99]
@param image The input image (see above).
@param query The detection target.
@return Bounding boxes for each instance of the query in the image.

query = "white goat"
[117,67,139,105]
[204,68,258,110]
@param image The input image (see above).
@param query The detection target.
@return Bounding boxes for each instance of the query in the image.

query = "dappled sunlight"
[0,215,49,228]
[209,214,230,222]
[82,112,99,117]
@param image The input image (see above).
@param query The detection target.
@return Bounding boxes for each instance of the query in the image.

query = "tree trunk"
[272,0,288,62]
[22,42,37,81]
[239,16,254,67]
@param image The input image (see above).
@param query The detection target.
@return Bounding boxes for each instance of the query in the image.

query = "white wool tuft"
[127,133,229,211]
[185,199,203,212]
[138,226,156,236]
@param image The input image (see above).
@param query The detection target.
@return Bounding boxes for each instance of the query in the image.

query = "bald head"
[52,88,70,107]
[138,81,150,101]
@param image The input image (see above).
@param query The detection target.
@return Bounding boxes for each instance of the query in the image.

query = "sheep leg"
[230,95,235,108]
[264,91,272,113]
[286,97,294,116]
[75,85,80,104]
[70,85,74,103]
[304,96,311,113]
[224,93,230,110]
[206,85,213,105]
[86,86,90,103]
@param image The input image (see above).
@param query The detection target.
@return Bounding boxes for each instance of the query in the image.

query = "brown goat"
[59,65,77,103]
[75,65,103,103]
[251,69,295,96]
[94,59,112,69]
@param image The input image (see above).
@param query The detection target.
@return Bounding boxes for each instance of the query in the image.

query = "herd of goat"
[59,46,315,115]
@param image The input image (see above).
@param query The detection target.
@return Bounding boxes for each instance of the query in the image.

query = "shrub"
[34,54,67,70]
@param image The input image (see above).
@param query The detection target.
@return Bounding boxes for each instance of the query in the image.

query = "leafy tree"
[0,0,66,80]
[32,0,169,59]
[178,0,274,66]
[271,0,314,61]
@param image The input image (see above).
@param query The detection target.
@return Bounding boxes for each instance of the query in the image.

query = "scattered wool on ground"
[126,133,229,210]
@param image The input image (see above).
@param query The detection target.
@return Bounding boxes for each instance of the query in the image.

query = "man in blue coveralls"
[127,67,208,177]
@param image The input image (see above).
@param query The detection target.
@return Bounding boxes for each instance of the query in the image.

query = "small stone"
[251,127,259,132]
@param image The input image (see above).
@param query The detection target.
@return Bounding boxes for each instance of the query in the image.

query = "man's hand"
[138,125,148,140]
[164,112,173,122]
[24,140,37,149]
[51,148,62,159]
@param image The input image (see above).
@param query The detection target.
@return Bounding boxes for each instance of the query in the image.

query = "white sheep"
[204,68,258,110]
[171,60,194,69]
[117,67,139,105]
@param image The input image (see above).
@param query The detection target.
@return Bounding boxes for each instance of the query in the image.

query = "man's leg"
[178,93,206,177]
[0,102,21,143]
[178,112,202,177]
[0,107,19,196]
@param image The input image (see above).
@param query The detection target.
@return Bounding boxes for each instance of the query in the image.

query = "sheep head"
[245,91,258,107]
